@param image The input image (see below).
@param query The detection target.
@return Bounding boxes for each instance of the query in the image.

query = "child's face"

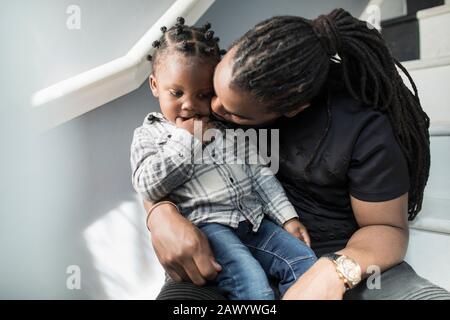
[149,54,215,123]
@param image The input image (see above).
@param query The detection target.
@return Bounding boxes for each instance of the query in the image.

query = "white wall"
[6,0,175,92]
[0,0,171,299]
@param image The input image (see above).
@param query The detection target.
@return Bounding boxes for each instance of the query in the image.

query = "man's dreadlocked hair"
[230,9,430,221]
[147,17,226,72]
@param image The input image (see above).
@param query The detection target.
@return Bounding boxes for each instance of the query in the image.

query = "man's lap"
[156,261,450,300]
[344,261,450,300]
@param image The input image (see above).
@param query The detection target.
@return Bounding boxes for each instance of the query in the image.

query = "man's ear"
[149,74,159,98]
[283,103,310,118]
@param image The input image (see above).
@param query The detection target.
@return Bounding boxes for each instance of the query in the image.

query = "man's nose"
[211,96,223,113]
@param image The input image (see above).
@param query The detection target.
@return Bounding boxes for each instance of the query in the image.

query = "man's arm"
[337,193,409,275]
[283,193,409,299]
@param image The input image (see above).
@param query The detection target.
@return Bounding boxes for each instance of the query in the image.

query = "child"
[130,17,317,300]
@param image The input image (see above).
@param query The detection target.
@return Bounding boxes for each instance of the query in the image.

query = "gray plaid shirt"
[130,112,298,232]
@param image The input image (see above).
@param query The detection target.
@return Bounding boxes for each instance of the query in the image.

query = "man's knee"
[156,279,226,300]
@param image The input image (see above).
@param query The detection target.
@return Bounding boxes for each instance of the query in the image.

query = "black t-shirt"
[271,90,410,256]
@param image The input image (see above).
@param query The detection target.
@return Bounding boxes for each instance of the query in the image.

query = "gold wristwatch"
[322,253,362,290]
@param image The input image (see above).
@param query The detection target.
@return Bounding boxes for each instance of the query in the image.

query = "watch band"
[321,253,341,261]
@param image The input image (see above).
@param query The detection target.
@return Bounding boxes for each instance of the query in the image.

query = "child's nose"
[181,100,194,112]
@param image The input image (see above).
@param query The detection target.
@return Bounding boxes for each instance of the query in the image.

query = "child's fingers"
[284,228,301,241]
[300,228,311,247]
[175,116,184,126]
[288,229,304,243]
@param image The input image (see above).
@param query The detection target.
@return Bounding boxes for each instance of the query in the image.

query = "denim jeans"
[198,218,317,300]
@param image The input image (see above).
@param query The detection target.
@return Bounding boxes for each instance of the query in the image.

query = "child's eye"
[198,92,213,99]
[169,90,183,98]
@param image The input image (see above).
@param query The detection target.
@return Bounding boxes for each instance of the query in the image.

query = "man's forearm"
[336,224,409,278]
[143,198,181,232]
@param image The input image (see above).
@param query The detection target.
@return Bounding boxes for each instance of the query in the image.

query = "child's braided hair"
[147,17,226,72]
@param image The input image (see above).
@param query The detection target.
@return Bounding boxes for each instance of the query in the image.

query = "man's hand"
[283,217,311,247]
[146,202,222,286]
[282,258,346,300]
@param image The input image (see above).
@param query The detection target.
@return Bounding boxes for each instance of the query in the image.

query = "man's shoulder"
[329,91,387,123]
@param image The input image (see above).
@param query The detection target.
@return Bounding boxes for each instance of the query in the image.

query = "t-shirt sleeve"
[348,112,410,202]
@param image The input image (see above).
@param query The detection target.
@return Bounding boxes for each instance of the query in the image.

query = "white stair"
[406,223,450,291]
[399,3,450,291]
[426,135,450,200]
[403,60,450,124]
[418,4,450,60]
[405,136,450,292]
[406,194,450,291]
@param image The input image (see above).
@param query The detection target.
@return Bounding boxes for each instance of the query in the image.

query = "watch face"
[338,257,361,283]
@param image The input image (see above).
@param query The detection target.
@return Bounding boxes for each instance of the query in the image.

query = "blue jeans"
[198,218,317,300]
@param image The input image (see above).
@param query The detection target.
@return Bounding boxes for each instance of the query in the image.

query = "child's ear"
[149,74,159,98]
[283,103,310,118]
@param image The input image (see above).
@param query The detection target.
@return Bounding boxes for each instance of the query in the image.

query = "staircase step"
[426,135,450,200]
[406,196,450,291]
[403,61,450,123]
[407,0,445,15]
[381,14,419,61]
[418,4,450,60]
[410,197,450,234]
[405,227,450,291]
[430,121,450,136]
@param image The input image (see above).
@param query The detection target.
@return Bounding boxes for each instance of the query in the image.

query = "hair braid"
[230,9,430,220]
[147,18,224,72]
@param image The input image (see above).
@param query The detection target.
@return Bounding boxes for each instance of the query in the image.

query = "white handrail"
[359,0,385,28]
[31,0,215,131]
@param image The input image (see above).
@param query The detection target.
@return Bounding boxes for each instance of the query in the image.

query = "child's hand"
[283,217,311,247]
[175,116,215,139]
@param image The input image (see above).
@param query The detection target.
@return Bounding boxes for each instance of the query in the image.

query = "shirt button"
[229,177,234,183]
[167,134,172,138]
[178,153,184,158]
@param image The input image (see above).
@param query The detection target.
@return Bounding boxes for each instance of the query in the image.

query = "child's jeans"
[198,218,317,300]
